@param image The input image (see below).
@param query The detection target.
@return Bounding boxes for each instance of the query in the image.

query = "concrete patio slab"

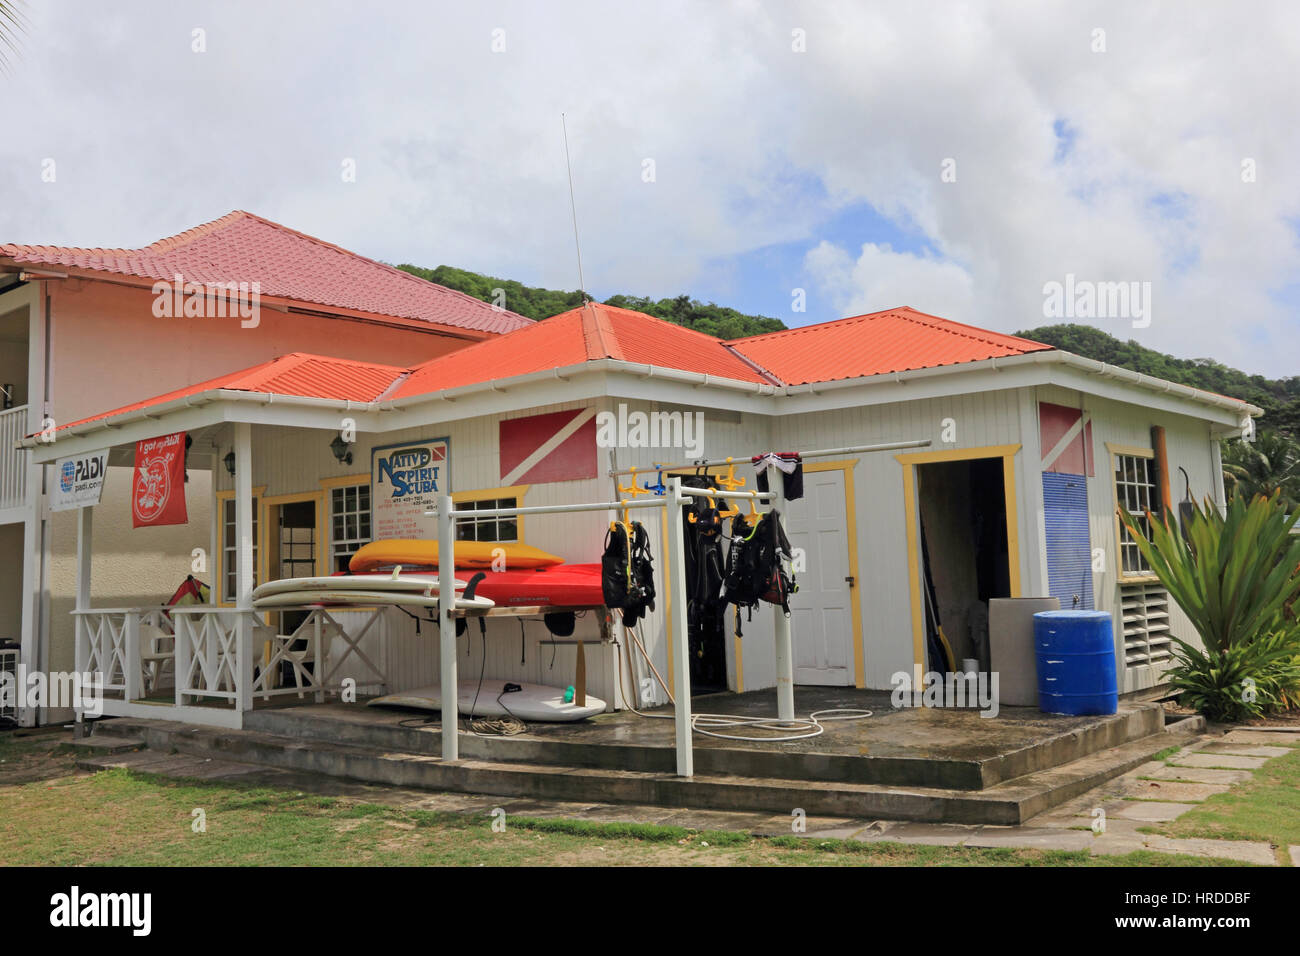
[1170,753,1267,770]
[1220,730,1300,747]
[1117,779,1228,802]
[1143,764,1253,784]
[1102,799,1200,822]
[963,827,1094,851]
[1193,743,1292,759]
[852,821,976,845]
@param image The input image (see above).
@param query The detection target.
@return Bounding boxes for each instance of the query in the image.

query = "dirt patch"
[0,731,83,786]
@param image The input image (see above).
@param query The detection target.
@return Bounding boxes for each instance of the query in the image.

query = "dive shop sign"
[50,449,109,512]
[371,438,449,539]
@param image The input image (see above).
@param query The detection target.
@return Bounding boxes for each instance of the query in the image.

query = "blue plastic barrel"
[1032,610,1118,715]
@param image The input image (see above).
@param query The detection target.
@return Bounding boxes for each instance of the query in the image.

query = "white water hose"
[617,625,872,742]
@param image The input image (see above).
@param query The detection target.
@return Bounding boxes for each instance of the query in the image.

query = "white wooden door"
[783,469,854,685]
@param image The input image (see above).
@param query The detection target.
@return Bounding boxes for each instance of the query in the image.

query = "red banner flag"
[132,431,188,528]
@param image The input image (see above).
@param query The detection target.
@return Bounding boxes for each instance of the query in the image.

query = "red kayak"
[470,563,604,607]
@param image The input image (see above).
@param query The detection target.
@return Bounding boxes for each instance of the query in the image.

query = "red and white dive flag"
[499,409,597,485]
[1039,403,1094,476]
[132,431,188,527]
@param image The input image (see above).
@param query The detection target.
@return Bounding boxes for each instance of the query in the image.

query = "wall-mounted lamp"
[223,451,236,477]
[330,434,354,466]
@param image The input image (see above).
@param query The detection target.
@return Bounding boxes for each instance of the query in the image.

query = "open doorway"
[915,457,1012,671]
[266,497,320,638]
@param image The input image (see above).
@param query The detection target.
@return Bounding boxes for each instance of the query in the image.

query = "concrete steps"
[241,701,1166,790]
[96,714,1198,825]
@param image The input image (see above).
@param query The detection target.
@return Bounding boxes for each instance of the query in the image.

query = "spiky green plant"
[0,1,28,73]
[1222,431,1300,512]
[1119,492,1300,653]
[1119,492,1300,719]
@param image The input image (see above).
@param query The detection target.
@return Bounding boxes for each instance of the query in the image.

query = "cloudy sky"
[1,1,1297,374]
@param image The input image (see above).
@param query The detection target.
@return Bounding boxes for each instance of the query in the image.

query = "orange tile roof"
[55,305,1065,432]
[0,211,531,336]
[60,353,407,431]
[726,307,1052,385]
[392,302,774,398]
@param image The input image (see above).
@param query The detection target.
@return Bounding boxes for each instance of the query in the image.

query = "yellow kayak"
[349,539,564,572]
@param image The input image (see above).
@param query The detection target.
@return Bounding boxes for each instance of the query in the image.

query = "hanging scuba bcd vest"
[722,508,797,636]
[602,520,656,627]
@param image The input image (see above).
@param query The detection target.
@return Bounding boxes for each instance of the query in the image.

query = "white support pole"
[437,493,458,762]
[74,505,93,731]
[233,422,254,714]
[664,477,693,776]
[766,462,795,723]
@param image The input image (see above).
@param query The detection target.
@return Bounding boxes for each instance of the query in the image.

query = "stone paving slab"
[1291,847,1300,867]
[1142,837,1276,865]
[1102,799,1200,822]
[1170,752,1267,770]
[1194,742,1293,758]
[964,827,1094,851]
[1220,730,1300,746]
[852,821,976,846]
[1117,778,1228,802]
[1143,764,1254,784]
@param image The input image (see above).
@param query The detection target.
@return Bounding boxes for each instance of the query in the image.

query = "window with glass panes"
[330,484,371,573]
[455,497,519,543]
[1114,452,1156,576]
[220,496,259,603]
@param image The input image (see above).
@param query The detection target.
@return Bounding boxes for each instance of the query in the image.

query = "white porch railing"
[0,404,28,510]
[72,605,391,729]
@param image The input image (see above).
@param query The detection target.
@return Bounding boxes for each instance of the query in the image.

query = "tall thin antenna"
[561,112,588,301]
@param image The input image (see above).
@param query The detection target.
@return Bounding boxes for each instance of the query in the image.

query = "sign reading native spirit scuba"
[131,431,188,527]
[50,449,109,512]
[371,437,449,539]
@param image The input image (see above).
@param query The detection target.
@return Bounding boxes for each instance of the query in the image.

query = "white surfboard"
[368,679,606,722]
[251,589,494,611]
[252,569,466,600]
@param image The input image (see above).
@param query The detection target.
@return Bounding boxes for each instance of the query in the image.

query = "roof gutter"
[17,389,387,449]
[779,349,1262,419]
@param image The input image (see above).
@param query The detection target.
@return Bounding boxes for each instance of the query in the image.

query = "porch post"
[664,477,693,776]
[437,493,458,762]
[74,504,93,732]
[767,462,795,723]
[233,422,255,714]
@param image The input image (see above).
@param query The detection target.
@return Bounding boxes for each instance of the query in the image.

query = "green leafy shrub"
[1119,492,1300,719]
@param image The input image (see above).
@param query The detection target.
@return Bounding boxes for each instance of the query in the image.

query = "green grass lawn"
[0,733,1261,866]
[1153,740,1300,853]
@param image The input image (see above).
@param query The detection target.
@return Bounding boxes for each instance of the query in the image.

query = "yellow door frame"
[896,444,1022,673]
[260,490,327,627]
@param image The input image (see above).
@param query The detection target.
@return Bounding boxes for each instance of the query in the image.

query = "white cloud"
[0,0,1296,374]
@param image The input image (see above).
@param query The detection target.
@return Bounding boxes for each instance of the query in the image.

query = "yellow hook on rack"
[614,467,648,529]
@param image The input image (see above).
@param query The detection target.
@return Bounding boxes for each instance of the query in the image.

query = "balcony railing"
[0,404,28,511]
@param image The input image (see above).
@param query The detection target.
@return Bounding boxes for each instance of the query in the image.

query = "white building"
[19,299,1260,729]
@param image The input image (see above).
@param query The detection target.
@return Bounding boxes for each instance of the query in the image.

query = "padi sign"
[50,449,109,512]
[371,438,449,539]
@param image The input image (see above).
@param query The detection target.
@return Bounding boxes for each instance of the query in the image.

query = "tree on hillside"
[1221,431,1300,512]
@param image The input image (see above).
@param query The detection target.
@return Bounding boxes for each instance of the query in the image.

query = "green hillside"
[396,264,786,339]
[1017,324,1300,440]
[398,263,1297,441]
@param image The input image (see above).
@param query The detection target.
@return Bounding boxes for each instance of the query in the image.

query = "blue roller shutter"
[1042,472,1094,609]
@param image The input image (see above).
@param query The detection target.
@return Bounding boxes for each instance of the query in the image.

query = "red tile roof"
[0,211,531,336]
[391,302,774,398]
[60,353,407,431]
[726,307,1052,385]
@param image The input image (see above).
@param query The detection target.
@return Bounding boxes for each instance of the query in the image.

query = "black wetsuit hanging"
[679,473,727,689]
